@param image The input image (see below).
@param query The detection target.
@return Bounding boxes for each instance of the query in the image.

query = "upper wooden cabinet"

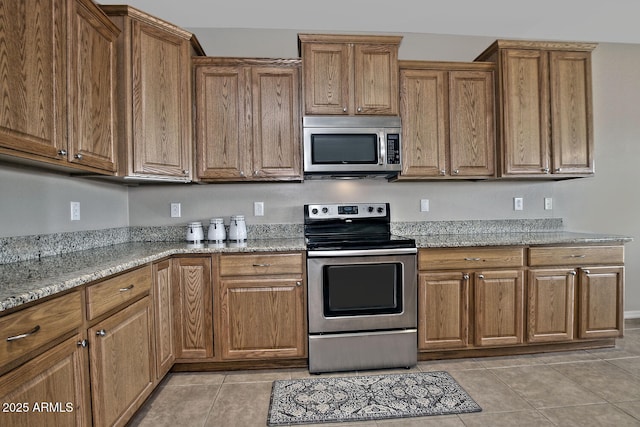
[398,61,495,179]
[0,0,119,174]
[298,34,401,115]
[193,57,302,181]
[476,40,596,178]
[100,5,205,182]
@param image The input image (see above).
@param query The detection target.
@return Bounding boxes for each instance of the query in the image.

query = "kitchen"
[1,0,640,426]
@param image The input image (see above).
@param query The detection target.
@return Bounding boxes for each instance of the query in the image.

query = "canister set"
[186,215,247,243]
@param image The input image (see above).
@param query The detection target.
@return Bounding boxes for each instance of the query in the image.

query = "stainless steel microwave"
[303,116,402,178]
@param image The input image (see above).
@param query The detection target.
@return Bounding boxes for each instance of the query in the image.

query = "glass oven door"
[307,252,417,334]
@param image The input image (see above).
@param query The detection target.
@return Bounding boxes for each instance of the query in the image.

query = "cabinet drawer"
[86,266,151,320]
[220,253,303,276]
[419,247,524,270]
[528,246,624,267]
[0,291,82,368]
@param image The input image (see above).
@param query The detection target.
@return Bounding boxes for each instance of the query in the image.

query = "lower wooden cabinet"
[218,253,306,360]
[474,270,525,346]
[153,259,175,378]
[88,296,155,427]
[579,266,624,339]
[173,256,214,359]
[418,248,525,351]
[0,333,90,427]
[527,268,576,343]
[418,272,469,350]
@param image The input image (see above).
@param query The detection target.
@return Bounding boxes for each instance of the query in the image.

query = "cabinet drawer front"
[419,247,524,270]
[0,291,82,368]
[86,266,151,320]
[528,246,624,267]
[220,253,303,276]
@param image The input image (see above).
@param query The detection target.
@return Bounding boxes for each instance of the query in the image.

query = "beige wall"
[1,29,638,315]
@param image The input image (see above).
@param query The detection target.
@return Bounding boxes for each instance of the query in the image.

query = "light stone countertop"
[0,231,632,313]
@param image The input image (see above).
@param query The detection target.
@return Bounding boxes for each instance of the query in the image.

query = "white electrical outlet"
[170,203,181,218]
[254,201,264,216]
[70,201,80,221]
[420,199,429,212]
[513,197,524,211]
[544,197,553,210]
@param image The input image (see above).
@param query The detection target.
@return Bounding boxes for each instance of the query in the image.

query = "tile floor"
[129,319,640,426]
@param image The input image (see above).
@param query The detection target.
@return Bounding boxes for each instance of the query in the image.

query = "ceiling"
[97,0,640,44]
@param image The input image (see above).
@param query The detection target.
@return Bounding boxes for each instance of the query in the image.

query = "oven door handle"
[307,247,417,257]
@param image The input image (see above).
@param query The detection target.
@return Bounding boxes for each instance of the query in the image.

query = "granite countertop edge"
[0,232,632,312]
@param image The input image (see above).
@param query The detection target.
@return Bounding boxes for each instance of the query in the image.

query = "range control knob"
[322,207,329,214]
[311,208,318,215]
[368,206,374,213]
[377,207,384,213]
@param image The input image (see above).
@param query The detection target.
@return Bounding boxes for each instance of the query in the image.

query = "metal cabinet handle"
[357,107,362,112]
[343,107,347,112]
[555,168,562,173]
[96,329,106,337]
[453,169,459,175]
[296,281,302,287]
[478,274,485,279]
[440,169,446,175]
[569,271,577,276]
[542,167,549,173]
[240,171,245,177]
[74,153,83,160]
[464,257,481,261]
[570,255,586,258]
[57,149,67,156]
[119,284,134,292]
[252,263,272,267]
[77,339,88,348]
[583,269,591,274]
[182,170,189,175]
[462,274,470,280]
[6,325,40,342]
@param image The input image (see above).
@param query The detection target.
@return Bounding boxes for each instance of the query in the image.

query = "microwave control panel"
[386,134,401,164]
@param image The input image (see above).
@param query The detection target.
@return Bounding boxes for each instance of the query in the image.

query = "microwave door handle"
[378,132,385,165]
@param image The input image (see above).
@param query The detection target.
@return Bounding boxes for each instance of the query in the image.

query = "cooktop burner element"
[304,203,415,251]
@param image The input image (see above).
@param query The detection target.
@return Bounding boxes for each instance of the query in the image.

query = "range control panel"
[305,203,388,219]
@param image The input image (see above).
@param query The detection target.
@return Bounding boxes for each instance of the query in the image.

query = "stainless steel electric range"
[304,203,417,373]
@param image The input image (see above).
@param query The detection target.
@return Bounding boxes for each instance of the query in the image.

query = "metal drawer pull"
[569,271,577,276]
[296,281,302,287]
[96,329,107,337]
[119,284,134,292]
[478,274,485,279]
[570,255,586,258]
[253,263,272,267]
[583,269,591,274]
[6,325,41,342]
[464,257,481,261]
[463,274,470,280]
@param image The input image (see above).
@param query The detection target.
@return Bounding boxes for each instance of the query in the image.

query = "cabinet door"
[68,0,118,172]
[131,20,191,178]
[578,266,624,339]
[301,42,350,115]
[399,69,447,177]
[528,268,576,343]
[474,270,524,346]
[153,259,174,379]
[550,50,594,175]
[0,334,90,427]
[219,277,305,359]
[449,70,495,177]
[500,49,550,175]
[194,65,251,180]
[353,43,399,115]
[418,272,469,350]
[89,297,155,427]
[0,0,66,161]
[173,257,214,359]
[251,66,302,179]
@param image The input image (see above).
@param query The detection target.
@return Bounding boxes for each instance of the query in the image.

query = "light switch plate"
[254,201,264,216]
[544,197,553,210]
[70,201,80,221]
[513,197,524,211]
[420,199,429,212]
[170,203,181,218]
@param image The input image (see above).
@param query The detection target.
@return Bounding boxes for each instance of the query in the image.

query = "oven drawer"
[419,247,524,270]
[0,291,82,369]
[220,253,303,276]
[86,266,151,320]
[528,246,624,267]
